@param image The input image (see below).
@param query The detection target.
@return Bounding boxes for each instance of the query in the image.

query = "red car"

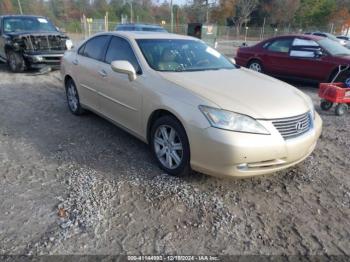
[235,34,350,82]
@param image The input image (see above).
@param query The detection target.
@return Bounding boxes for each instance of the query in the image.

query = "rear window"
[267,39,293,53]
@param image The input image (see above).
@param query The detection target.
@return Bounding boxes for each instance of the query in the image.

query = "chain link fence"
[62,18,341,56]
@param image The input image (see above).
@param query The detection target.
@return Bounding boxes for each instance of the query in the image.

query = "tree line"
[0,0,349,32]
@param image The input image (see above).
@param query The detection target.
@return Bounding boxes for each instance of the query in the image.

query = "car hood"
[7,31,66,38]
[332,55,350,62]
[158,68,310,119]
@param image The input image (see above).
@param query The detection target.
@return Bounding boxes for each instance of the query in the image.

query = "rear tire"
[320,100,333,111]
[248,60,263,73]
[150,115,191,177]
[7,50,25,73]
[65,78,85,115]
[335,103,348,116]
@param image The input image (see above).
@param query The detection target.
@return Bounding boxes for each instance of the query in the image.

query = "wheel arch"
[64,75,74,88]
[328,67,343,82]
[247,58,263,67]
[4,44,14,56]
[146,109,186,144]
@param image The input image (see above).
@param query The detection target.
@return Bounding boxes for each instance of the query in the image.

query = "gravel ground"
[0,62,349,256]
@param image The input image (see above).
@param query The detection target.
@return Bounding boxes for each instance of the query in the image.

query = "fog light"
[237,163,248,170]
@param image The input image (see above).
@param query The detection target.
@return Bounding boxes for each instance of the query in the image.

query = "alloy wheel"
[153,125,183,170]
[67,82,79,112]
[249,62,262,72]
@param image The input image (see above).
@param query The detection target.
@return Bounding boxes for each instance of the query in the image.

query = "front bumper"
[23,51,64,67]
[188,112,322,178]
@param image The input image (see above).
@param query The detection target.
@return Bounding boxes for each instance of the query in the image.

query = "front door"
[97,36,143,135]
[288,38,334,82]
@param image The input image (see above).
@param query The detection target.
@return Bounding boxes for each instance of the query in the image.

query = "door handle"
[98,69,108,78]
[72,59,78,65]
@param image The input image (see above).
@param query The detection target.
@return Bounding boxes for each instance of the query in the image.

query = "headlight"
[65,39,74,50]
[199,105,270,135]
[305,96,315,119]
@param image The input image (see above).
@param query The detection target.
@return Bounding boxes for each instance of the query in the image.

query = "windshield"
[318,38,350,56]
[3,17,58,33]
[136,39,235,72]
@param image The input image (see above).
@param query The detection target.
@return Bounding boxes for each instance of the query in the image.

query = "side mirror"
[111,60,137,81]
[314,50,323,58]
[56,27,66,33]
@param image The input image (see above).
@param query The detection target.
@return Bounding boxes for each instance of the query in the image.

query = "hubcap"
[67,83,78,112]
[249,62,262,72]
[154,125,183,170]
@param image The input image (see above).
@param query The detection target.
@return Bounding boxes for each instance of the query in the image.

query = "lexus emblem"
[295,121,304,132]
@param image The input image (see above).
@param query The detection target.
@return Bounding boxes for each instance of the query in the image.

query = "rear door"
[262,37,294,76]
[73,35,111,111]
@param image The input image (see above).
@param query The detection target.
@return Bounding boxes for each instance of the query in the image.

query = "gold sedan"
[61,32,322,178]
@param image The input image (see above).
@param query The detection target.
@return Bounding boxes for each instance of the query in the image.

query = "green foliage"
[295,0,337,26]
[0,0,345,30]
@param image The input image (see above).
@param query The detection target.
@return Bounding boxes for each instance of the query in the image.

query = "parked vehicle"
[306,32,346,46]
[0,15,73,72]
[319,65,350,116]
[187,23,218,48]
[337,36,350,49]
[115,23,167,32]
[236,34,350,83]
[61,32,322,178]
[337,35,350,42]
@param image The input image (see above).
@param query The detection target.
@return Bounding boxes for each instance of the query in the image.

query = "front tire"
[7,50,25,73]
[65,78,85,115]
[248,60,263,73]
[150,115,191,177]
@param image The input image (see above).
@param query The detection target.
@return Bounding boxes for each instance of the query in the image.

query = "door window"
[292,38,319,47]
[290,38,321,58]
[105,36,141,73]
[267,39,293,53]
[81,35,110,61]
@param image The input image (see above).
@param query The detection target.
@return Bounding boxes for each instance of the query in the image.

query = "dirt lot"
[0,62,349,257]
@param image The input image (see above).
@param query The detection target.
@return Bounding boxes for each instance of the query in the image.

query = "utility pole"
[130,1,133,23]
[170,0,174,33]
[17,0,23,14]
[124,0,133,23]
[206,0,209,23]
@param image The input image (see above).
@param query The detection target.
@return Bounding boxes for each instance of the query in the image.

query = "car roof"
[117,23,163,28]
[263,34,324,42]
[95,31,198,41]
[0,15,47,19]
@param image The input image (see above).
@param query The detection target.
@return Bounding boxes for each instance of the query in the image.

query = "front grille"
[24,35,66,51]
[272,112,312,139]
